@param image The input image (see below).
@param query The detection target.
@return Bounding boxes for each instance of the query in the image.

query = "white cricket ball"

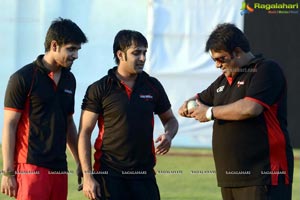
[187,100,198,111]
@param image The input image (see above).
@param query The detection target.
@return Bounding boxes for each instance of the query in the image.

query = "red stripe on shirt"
[4,107,23,113]
[245,96,289,185]
[93,115,105,171]
[263,104,289,185]
[15,98,30,163]
[151,115,157,165]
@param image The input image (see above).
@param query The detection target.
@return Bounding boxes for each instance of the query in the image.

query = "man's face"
[209,49,239,78]
[120,45,147,74]
[55,43,82,68]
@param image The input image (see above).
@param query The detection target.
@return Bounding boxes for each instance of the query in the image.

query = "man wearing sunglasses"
[179,23,293,200]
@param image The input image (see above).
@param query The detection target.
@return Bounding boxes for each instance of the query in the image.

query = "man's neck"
[242,52,255,65]
[42,54,61,73]
[116,68,137,89]
[116,68,137,82]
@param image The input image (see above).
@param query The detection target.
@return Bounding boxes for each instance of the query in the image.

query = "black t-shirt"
[82,67,171,175]
[198,57,293,187]
[4,55,76,171]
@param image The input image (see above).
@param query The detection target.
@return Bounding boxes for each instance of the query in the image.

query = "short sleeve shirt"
[4,55,76,171]
[82,67,171,174]
[198,57,293,187]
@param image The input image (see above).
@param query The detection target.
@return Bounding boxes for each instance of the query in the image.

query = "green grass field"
[0,147,299,200]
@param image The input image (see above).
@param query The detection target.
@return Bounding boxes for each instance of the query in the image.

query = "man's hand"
[77,164,83,191]
[1,175,17,198]
[82,174,101,200]
[189,100,210,122]
[155,133,172,155]
[178,101,192,118]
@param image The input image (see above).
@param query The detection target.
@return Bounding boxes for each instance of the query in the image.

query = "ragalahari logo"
[240,1,254,15]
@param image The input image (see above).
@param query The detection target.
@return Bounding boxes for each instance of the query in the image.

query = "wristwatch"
[205,107,214,120]
[2,170,15,176]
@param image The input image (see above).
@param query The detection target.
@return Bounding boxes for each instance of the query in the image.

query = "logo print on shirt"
[64,89,73,94]
[216,85,225,93]
[139,94,153,101]
[237,81,245,88]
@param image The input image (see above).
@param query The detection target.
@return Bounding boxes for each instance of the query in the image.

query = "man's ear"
[50,40,58,52]
[233,47,243,58]
[117,50,125,61]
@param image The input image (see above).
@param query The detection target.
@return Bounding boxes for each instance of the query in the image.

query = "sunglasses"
[211,55,232,64]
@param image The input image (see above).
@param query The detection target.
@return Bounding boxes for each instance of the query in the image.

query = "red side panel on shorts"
[16,163,67,199]
[14,98,31,163]
[93,115,105,171]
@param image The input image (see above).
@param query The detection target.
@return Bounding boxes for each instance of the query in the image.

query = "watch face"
[206,107,213,120]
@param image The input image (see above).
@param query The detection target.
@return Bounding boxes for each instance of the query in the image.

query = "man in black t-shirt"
[179,23,293,200]
[1,18,87,200]
[78,30,178,200]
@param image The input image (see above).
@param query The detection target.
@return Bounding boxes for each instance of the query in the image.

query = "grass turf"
[0,147,299,200]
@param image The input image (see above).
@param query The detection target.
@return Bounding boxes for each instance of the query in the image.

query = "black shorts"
[221,184,292,200]
[94,174,160,200]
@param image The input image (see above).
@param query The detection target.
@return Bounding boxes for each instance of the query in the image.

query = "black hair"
[44,17,88,52]
[205,23,250,53]
[113,30,148,64]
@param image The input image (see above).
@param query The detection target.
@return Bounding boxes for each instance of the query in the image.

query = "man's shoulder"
[85,74,112,92]
[255,59,283,74]
[9,62,37,84]
[259,59,280,67]
[14,62,36,75]
[95,74,111,85]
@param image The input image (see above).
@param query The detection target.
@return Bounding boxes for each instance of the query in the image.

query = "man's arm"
[1,110,21,197]
[78,110,101,199]
[67,115,80,165]
[212,98,264,120]
[155,109,178,155]
[190,98,264,122]
[66,114,82,187]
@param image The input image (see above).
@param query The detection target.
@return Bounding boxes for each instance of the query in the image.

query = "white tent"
[0,0,244,147]
[148,0,243,147]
